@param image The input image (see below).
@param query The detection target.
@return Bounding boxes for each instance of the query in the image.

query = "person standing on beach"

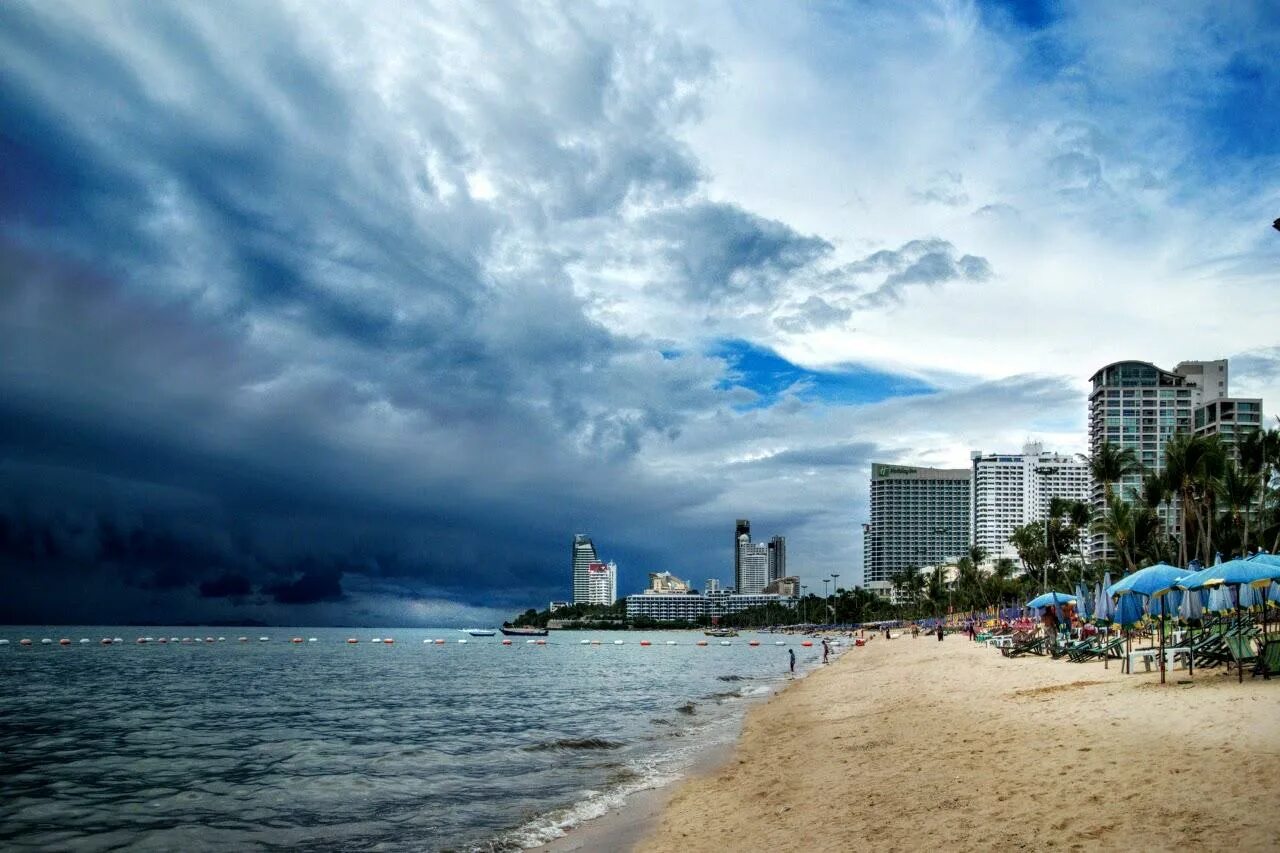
[936,624,944,641]
[788,648,796,675]
[821,638,830,664]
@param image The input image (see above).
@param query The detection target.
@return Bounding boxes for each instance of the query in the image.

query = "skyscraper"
[970,443,1090,565]
[862,462,971,599]
[1085,360,1266,562]
[738,540,769,594]
[733,519,750,588]
[767,535,787,582]
[571,534,599,604]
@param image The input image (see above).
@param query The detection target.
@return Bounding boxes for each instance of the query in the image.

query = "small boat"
[462,628,496,637]
[499,626,548,637]
[704,628,739,638]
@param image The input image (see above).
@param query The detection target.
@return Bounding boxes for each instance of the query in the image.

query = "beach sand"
[631,634,1280,852]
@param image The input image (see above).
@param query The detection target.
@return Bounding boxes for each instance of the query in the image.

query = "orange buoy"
[535,639,547,645]
[20,639,32,646]
[749,640,760,647]
[383,638,394,644]
[639,640,651,646]
[501,639,513,645]
[60,639,71,646]
[100,638,113,645]
[434,638,446,645]
[291,637,303,644]
[801,640,813,647]
[696,640,708,646]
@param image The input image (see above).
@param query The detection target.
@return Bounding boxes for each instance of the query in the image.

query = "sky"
[1,0,1278,626]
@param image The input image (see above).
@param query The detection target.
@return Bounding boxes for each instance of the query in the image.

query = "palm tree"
[1219,461,1259,556]
[1086,442,1142,565]
[1163,432,1208,567]
[1068,500,1091,576]
[1094,496,1137,573]
[1088,441,1142,503]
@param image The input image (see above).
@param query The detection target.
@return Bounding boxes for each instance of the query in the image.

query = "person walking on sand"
[821,638,830,664]
[788,647,796,675]
[936,623,944,641]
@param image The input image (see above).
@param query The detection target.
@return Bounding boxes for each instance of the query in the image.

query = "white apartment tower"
[970,442,1091,565]
[737,538,769,595]
[585,560,617,605]
[1086,360,1216,563]
[862,463,971,599]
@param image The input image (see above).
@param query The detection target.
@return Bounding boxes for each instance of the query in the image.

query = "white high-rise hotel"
[861,463,971,599]
[970,442,1091,565]
[571,533,618,605]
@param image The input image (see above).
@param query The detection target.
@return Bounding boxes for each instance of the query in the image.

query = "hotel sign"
[876,465,917,477]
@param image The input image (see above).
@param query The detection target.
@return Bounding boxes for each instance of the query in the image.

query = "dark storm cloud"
[200,574,253,599]
[0,1,751,623]
[267,568,345,605]
[643,201,832,303]
[0,1,1009,624]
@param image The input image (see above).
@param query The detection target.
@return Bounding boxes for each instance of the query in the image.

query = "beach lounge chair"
[1225,634,1258,672]
[1064,637,1101,662]
[1002,637,1045,658]
[1075,637,1123,662]
[1251,640,1280,680]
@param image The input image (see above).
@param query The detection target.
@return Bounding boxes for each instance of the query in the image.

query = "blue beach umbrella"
[1107,563,1189,599]
[1094,573,1114,624]
[1175,557,1280,591]
[1179,585,1204,621]
[1026,592,1076,610]
[1106,562,1191,683]
[1238,582,1262,610]
[1113,593,1145,628]
[1074,583,1093,621]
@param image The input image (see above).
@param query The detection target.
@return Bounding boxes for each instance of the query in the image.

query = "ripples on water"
[0,628,822,851]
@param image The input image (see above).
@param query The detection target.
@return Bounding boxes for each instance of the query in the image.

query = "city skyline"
[1,2,1277,625]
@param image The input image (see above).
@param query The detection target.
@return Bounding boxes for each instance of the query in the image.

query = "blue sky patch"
[712,339,934,408]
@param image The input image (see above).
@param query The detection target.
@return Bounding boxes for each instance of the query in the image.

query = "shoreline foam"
[521,647,837,851]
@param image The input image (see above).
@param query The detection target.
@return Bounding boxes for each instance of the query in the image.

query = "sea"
[0,627,827,851]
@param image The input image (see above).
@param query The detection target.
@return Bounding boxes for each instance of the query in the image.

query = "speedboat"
[462,628,496,637]
[500,626,549,637]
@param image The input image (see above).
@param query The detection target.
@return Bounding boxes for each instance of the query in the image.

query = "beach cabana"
[1106,563,1187,683]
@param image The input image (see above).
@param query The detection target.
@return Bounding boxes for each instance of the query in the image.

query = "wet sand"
[633,633,1280,852]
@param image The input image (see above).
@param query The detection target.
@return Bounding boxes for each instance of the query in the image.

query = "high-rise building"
[585,560,617,605]
[767,535,787,582]
[1194,397,1264,458]
[970,442,1091,565]
[733,519,750,587]
[571,534,600,604]
[862,462,971,599]
[704,578,721,594]
[1086,359,1257,562]
[737,539,769,594]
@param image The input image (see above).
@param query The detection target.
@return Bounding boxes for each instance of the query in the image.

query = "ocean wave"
[521,737,623,752]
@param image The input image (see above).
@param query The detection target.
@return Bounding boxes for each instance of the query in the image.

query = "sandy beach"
[625,633,1280,852]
